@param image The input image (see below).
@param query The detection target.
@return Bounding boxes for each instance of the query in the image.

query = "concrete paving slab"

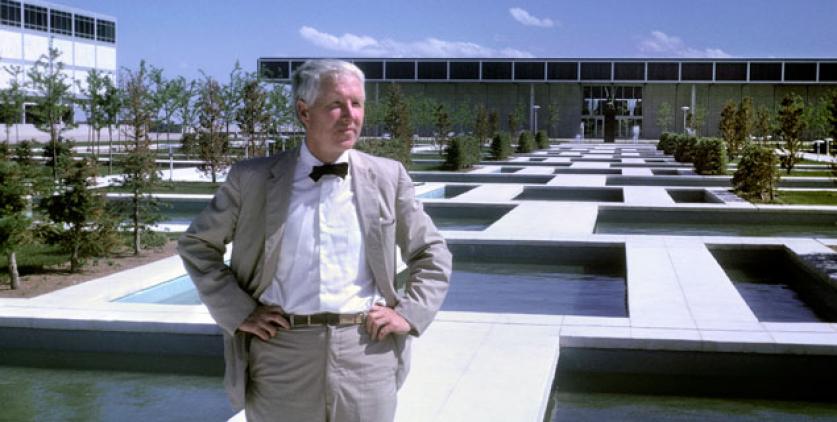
[451,184,522,202]
[626,240,696,329]
[485,203,598,236]
[621,168,654,176]
[570,161,611,169]
[623,186,675,205]
[546,175,607,187]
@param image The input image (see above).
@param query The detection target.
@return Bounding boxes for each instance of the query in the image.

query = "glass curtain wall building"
[258,57,837,139]
[0,0,117,124]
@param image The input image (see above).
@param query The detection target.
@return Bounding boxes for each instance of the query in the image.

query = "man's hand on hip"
[366,304,411,341]
[237,306,289,341]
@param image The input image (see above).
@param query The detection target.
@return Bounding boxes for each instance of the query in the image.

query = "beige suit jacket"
[177,147,452,410]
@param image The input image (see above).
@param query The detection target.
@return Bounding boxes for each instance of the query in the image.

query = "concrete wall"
[367,81,836,140]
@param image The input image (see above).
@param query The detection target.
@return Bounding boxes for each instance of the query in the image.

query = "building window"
[647,63,679,81]
[259,61,289,80]
[0,0,21,27]
[50,10,71,36]
[715,63,747,81]
[547,62,578,80]
[23,4,47,31]
[681,63,713,81]
[481,62,512,80]
[749,63,781,81]
[514,62,545,80]
[614,62,645,81]
[385,61,414,79]
[580,62,612,80]
[417,62,446,79]
[74,14,94,39]
[784,63,816,81]
[96,19,115,43]
[819,63,837,82]
[449,61,479,79]
[353,61,382,79]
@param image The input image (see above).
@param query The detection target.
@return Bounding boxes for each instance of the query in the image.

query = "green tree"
[545,102,560,137]
[265,83,294,153]
[474,104,489,145]
[777,93,806,174]
[102,76,122,175]
[409,96,436,137]
[490,132,511,161]
[383,84,412,163]
[119,61,165,255]
[719,100,738,158]
[78,69,109,159]
[0,65,25,144]
[733,143,778,201]
[656,102,673,133]
[27,47,76,180]
[221,62,245,145]
[734,97,754,149]
[160,76,187,150]
[0,161,30,289]
[195,76,231,183]
[41,158,117,272]
[236,74,270,158]
[487,110,500,138]
[753,105,774,144]
[827,89,837,142]
[517,131,535,153]
[803,95,831,142]
[432,104,452,156]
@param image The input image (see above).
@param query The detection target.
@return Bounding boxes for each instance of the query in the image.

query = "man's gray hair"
[292,60,366,106]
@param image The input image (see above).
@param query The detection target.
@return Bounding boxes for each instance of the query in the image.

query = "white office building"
[0,0,116,127]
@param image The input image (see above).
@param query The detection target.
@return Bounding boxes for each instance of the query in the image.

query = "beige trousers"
[244,325,399,422]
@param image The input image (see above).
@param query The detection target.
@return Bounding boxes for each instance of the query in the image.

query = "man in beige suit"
[178,60,452,422]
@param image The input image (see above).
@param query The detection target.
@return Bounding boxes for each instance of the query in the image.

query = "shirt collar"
[300,139,351,168]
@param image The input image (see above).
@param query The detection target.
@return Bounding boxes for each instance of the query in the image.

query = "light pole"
[532,105,540,133]
[681,106,690,134]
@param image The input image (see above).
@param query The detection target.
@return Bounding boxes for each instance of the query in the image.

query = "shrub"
[355,138,410,168]
[659,132,678,155]
[535,130,549,149]
[673,134,698,162]
[490,133,512,161]
[445,136,481,170]
[733,143,778,201]
[692,137,727,175]
[516,131,535,153]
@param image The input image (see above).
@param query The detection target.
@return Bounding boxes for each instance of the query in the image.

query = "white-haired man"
[178,59,452,421]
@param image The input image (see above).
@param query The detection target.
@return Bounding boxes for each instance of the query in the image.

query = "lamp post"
[532,105,540,133]
[681,106,690,135]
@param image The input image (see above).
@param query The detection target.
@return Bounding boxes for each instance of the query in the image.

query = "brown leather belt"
[284,312,366,328]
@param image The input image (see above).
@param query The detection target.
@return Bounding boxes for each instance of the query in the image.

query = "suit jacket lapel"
[258,148,298,294]
[350,152,395,303]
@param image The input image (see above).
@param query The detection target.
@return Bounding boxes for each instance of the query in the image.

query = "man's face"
[297,74,365,163]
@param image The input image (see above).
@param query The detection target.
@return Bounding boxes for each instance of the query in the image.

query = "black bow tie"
[309,162,349,182]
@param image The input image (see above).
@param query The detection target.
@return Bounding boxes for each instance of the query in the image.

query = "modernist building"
[258,57,837,140]
[0,0,116,123]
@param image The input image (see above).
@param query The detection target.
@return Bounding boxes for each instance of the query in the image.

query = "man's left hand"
[366,305,411,341]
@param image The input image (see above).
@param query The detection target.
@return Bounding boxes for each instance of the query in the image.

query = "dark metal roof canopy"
[258,57,837,84]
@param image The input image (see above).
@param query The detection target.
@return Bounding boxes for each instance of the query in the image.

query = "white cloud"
[299,26,533,58]
[509,7,555,28]
[639,30,731,58]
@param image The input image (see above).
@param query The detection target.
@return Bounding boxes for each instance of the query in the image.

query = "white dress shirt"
[259,142,383,314]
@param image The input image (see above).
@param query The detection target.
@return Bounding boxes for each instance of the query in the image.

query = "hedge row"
[535,130,549,149]
[658,132,727,175]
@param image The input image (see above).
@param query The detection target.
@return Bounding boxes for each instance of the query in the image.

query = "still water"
[0,366,232,421]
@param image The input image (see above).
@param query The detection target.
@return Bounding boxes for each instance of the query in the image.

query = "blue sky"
[64,0,837,82]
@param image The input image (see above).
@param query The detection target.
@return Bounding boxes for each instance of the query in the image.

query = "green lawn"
[773,191,837,206]
[785,170,836,177]
[106,181,222,195]
[0,243,68,279]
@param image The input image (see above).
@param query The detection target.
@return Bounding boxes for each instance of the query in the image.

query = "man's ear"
[296,100,309,128]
